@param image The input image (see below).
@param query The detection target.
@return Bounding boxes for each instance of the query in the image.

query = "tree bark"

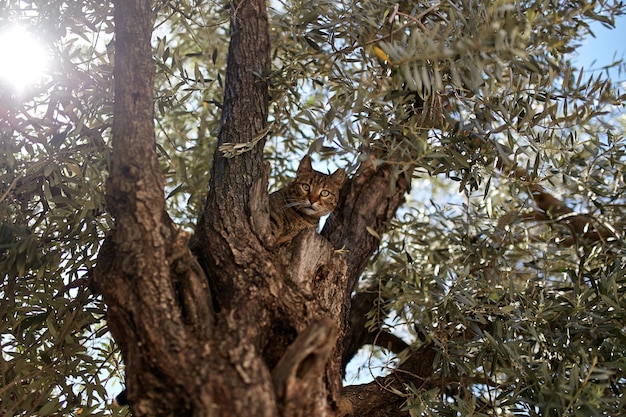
[92,0,213,415]
[93,0,421,416]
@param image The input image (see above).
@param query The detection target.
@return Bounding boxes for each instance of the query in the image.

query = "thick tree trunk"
[92,0,213,415]
[93,1,419,416]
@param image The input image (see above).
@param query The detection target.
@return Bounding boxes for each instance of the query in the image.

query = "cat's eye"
[320,190,330,197]
[300,184,310,192]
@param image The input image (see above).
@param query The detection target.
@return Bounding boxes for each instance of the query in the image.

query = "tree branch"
[498,162,619,247]
[341,381,407,417]
[323,159,411,294]
[92,1,213,413]
[342,290,410,373]
[340,299,496,416]
[272,318,338,417]
[341,341,437,417]
[196,0,272,308]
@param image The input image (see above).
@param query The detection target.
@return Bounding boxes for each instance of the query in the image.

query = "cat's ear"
[296,155,313,176]
[330,168,346,185]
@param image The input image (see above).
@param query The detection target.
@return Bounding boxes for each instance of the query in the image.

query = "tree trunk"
[92,1,417,416]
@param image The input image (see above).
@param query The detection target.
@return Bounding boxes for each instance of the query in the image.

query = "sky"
[570,14,626,85]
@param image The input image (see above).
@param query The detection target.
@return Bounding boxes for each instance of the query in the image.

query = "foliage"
[1,0,625,415]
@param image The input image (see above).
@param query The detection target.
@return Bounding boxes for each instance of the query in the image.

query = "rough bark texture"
[92,0,213,415]
[92,1,427,416]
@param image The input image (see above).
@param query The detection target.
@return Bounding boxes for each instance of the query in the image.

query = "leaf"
[38,399,60,416]
[372,45,391,64]
[365,226,381,240]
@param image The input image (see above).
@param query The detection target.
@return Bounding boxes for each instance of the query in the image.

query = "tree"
[1,0,626,416]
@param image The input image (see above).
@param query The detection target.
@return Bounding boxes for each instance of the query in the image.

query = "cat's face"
[286,156,346,218]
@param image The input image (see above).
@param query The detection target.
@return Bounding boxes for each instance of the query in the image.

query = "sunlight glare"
[0,26,48,92]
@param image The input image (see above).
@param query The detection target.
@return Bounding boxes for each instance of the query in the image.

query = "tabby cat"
[269,156,346,245]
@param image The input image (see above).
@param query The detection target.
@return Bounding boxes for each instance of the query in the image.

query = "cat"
[269,155,346,245]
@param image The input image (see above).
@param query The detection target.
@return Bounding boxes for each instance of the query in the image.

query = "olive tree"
[1,0,625,416]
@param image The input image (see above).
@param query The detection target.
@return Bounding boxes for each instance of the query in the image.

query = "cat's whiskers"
[282,201,306,210]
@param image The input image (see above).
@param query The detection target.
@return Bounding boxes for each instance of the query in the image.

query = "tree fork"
[93,0,421,415]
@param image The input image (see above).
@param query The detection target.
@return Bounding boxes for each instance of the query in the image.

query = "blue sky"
[571,14,626,84]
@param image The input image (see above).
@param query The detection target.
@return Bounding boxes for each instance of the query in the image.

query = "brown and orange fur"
[269,156,346,245]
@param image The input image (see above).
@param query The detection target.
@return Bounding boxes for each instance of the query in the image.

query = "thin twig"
[0,174,22,204]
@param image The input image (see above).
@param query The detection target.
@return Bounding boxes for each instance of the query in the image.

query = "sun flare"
[0,26,48,92]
